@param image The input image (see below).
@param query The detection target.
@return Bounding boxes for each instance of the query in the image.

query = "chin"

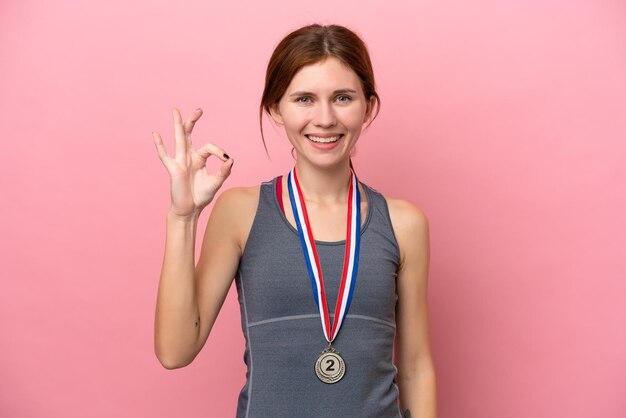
[298,154,351,169]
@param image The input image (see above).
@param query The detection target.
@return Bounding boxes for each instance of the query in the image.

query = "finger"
[195,142,230,162]
[152,131,169,162]
[152,132,172,174]
[184,108,203,143]
[216,157,234,179]
[172,108,187,158]
[208,158,234,192]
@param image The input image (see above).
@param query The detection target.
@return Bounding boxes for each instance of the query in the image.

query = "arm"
[152,108,238,369]
[388,198,438,418]
[154,189,246,369]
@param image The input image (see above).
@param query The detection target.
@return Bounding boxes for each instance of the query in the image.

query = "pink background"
[1,0,625,417]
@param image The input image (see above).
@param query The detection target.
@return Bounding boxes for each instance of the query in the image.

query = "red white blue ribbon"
[287,166,361,343]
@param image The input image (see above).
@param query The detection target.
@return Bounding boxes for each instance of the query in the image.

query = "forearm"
[398,364,437,418]
[154,210,202,369]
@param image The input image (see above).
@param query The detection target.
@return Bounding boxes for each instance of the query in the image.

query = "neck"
[292,160,353,205]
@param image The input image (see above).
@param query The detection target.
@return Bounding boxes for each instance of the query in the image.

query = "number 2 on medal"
[325,359,335,372]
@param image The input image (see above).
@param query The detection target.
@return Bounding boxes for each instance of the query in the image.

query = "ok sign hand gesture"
[153,108,233,219]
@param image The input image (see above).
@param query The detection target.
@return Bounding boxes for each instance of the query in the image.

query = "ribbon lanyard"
[287,166,361,343]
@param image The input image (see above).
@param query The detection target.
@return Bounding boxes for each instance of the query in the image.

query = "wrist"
[167,208,201,223]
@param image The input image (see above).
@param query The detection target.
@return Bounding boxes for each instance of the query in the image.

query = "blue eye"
[296,97,311,103]
[336,95,352,102]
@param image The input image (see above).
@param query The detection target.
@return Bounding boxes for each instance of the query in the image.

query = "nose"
[312,102,337,128]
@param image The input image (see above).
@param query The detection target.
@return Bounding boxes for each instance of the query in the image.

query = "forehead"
[286,57,362,93]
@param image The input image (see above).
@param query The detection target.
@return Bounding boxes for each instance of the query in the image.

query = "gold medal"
[315,344,346,384]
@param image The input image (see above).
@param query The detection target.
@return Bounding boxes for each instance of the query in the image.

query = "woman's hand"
[153,108,234,219]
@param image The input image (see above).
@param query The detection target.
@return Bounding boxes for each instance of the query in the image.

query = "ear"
[269,103,284,126]
[363,96,376,124]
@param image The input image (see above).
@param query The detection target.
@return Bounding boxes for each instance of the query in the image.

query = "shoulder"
[214,184,261,209]
[383,196,430,267]
[207,185,262,251]
[210,184,261,224]
[384,196,429,235]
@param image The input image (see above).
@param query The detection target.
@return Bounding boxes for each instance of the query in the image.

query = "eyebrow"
[288,88,358,97]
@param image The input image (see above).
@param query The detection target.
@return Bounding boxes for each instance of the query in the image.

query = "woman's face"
[270,56,374,169]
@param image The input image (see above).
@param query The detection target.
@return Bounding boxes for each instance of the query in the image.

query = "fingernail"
[196,108,202,111]
[223,153,230,159]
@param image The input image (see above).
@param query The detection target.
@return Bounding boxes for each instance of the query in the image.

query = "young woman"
[153,24,437,418]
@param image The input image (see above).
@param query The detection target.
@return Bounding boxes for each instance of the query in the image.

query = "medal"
[315,343,346,383]
[287,166,361,384]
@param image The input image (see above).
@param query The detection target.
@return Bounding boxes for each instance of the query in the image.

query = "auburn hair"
[259,24,381,155]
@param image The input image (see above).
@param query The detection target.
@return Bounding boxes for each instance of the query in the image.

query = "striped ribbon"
[287,166,361,342]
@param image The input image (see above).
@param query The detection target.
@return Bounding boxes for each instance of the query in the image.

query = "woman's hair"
[259,24,381,155]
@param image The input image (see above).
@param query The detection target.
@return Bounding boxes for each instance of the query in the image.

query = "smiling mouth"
[305,134,344,144]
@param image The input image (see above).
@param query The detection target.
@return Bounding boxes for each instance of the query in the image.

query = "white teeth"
[306,135,342,143]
